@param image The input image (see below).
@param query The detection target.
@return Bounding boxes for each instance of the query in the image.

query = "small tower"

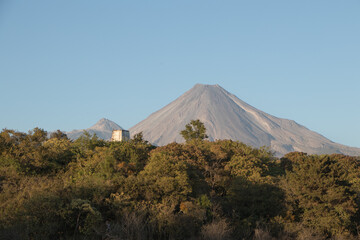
[111,130,130,142]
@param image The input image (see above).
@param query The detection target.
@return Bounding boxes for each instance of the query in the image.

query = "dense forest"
[1,120,360,240]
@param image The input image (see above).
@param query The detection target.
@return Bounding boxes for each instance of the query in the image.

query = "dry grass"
[201,218,232,240]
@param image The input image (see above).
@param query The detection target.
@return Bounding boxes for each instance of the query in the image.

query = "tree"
[282,154,357,236]
[139,151,192,202]
[50,130,69,140]
[72,131,106,156]
[180,119,208,142]
[131,132,148,144]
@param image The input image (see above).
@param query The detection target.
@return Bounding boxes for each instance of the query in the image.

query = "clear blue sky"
[0,0,359,147]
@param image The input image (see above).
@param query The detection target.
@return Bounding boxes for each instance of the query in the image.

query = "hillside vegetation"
[1,123,360,239]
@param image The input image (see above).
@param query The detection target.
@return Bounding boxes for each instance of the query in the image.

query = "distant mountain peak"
[92,118,123,129]
[91,118,123,130]
[130,84,360,156]
[98,117,110,122]
[66,118,124,140]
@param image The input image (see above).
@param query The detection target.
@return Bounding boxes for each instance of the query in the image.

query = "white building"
[111,130,130,142]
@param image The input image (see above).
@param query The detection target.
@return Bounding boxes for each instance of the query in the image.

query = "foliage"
[140,151,192,202]
[1,124,360,239]
[281,154,359,237]
[180,119,208,142]
[50,129,69,140]
[72,131,106,157]
[0,128,73,174]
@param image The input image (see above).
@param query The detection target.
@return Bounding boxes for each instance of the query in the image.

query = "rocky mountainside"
[66,118,123,140]
[130,84,360,156]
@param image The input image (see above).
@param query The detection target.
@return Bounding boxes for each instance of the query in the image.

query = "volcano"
[130,84,360,156]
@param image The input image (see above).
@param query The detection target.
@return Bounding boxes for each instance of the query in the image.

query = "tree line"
[1,120,360,239]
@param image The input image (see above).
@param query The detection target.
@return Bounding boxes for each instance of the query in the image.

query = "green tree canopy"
[50,130,69,140]
[180,119,208,142]
[281,154,358,236]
